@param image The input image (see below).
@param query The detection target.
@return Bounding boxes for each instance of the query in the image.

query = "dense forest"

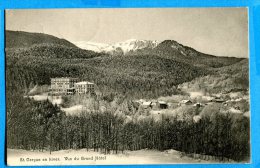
[7,93,250,161]
[6,30,250,162]
[6,44,211,98]
[6,30,77,49]
[178,59,249,94]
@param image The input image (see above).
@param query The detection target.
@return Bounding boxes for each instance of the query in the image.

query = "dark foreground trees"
[7,95,250,162]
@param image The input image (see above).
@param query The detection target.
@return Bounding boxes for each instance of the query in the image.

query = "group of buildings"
[50,77,95,95]
[137,99,169,110]
[138,97,225,110]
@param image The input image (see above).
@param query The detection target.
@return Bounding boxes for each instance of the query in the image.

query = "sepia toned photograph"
[5,8,250,165]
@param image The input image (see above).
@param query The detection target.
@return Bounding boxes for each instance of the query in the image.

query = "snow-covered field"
[61,105,83,116]
[7,148,218,166]
[26,94,63,105]
[189,91,204,99]
[25,94,82,115]
[26,94,49,101]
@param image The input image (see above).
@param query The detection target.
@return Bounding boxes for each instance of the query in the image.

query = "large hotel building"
[50,77,95,95]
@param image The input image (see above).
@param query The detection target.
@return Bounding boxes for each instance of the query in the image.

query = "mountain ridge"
[5,30,248,98]
[73,39,159,55]
[73,38,247,59]
[6,30,78,49]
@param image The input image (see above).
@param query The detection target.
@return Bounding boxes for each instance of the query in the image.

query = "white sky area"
[6,8,248,58]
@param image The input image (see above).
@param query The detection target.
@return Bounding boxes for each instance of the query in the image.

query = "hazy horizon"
[6,8,248,58]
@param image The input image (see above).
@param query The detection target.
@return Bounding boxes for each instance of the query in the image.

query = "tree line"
[6,50,208,99]
[5,45,250,162]
[7,93,250,162]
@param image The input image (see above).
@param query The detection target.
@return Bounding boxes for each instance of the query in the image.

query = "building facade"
[75,81,95,94]
[50,77,79,95]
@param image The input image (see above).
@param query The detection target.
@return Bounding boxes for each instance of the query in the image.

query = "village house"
[158,101,168,109]
[193,103,204,107]
[141,101,153,109]
[179,100,192,106]
[139,100,169,110]
[211,98,225,103]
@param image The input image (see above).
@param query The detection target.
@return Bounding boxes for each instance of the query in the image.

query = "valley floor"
[7,148,224,166]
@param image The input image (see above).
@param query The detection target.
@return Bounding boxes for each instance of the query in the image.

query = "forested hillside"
[7,44,105,59]
[6,30,77,49]
[7,96,250,161]
[5,31,250,162]
[178,59,249,94]
[5,31,246,97]
[127,40,244,68]
[6,44,211,98]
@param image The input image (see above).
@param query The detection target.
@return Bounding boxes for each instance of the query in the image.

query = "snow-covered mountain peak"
[73,39,160,55]
[73,41,108,52]
[124,39,139,43]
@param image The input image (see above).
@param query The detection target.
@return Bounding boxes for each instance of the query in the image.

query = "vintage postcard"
[5,8,250,166]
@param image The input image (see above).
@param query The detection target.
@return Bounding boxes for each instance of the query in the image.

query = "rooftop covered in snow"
[75,81,94,85]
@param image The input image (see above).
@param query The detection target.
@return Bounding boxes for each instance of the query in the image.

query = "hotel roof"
[51,77,79,79]
[75,81,94,85]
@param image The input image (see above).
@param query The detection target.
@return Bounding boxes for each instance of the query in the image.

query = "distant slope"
[74,39,159,55]
[6,30,77,49]
[6,48,209,98]
[5,31,248,98]
[73,41,109,52]
[127,40,244,68]
[178,59,249,94]
[74,39,244,69]
[103,39,159,54]
[7,44,105,59]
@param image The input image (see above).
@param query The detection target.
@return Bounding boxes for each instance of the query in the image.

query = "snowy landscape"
[8,148,223,166]
[74,39,159,55]
[6,8,249,165]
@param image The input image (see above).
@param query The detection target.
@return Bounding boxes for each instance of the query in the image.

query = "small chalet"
[193,103,204,107]
[179,100,192,106]
[142,101,153,109]
[211,98,225,103]
[158,101,168,109]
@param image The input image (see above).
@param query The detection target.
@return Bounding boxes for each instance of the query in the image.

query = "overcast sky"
[6,8,248,58]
